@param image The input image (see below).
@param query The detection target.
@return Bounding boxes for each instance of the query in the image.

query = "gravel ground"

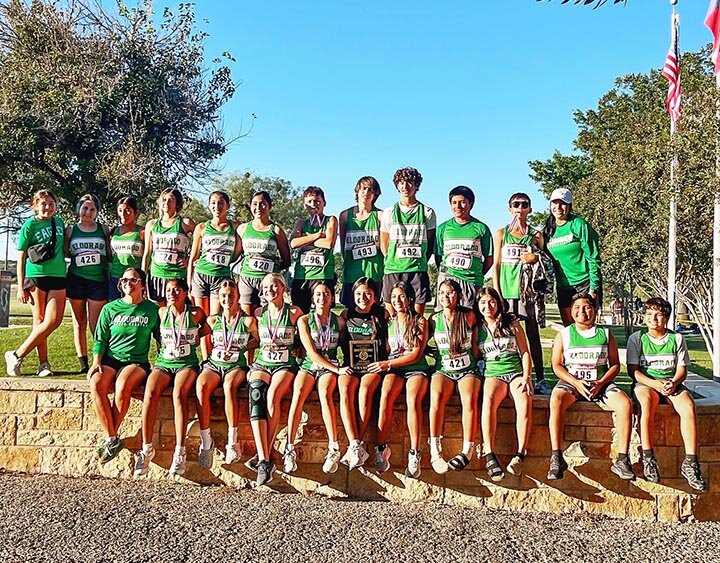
[1,472,719,563]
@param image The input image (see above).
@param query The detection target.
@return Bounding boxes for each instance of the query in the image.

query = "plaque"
[349,339,378,372]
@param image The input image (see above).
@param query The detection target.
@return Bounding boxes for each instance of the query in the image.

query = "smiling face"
[117,203,137,226]
[119,270,143,297]
[438,282,459,310]
[262,277,285,304]
[550,199,570,221]
[396,180,418,200]
[313,284,333,311]
[571,298,596,326]
[478,293,500,320]
[450,195,472,221]
[250,194,270,219]
[353,284,375,312]
[644,306,667,332]
[160,192,177,216]
[165,280,186,306]
[208,193,229,219]
[34,196,56,220]
[390,287,409,314]
[78,199,98,222]
[218,283,239,311]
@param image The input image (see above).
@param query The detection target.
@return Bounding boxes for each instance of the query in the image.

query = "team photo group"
[5,166,706,491]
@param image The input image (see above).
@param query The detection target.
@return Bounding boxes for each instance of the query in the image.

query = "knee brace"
[249,379,269,421]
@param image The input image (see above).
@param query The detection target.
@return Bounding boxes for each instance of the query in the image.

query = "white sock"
[175,446,186,455]
[329,441,339,452]
[142,443,153,454]
[227,427,238,445]
[351,439,361,448]
[462,441,474,456]
[108,435,117,442]
[200,428,212,449]
[429,436,441,456]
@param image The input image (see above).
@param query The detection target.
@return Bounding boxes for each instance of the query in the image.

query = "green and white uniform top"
[300,312,340,372]
[17,216,66,278]
[342,207,383,283]
[93,299,159,363]
[626,329,689,380]
[240,221,282,278]
[68,223,107,282]
[435,217,492,286]
[433,312,474,375]
[194,221,236,278]
[499,227,534,299]
[381,202,436,274]
[109,226,144,279]
[545,215,601,290]
[255,305,296,368]
[150,217,191,279]
[478,324,522,378]
[561,324,609,382]
[388,316,429,372]
[155,306,200,369]
[209,313,250,369]
[294,215,335,280]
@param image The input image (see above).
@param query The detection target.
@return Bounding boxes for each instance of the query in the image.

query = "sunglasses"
[511,201,530,209]
[120,278,141,286]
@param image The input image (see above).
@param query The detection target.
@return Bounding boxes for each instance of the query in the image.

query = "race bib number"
[262,347,289,363]
[397,245,422,258]
[208,253,230,266]
[446,253,471,270]
[156,249,180,265]
[570,366,598,381]
[442,352,471,371]
[248,256,274,273]
[76,252,101,267]
[501,244,527,264]
[300,252,326,268]
[163,344,190,360]
[311,359,338,372]
[352,244,377,260]
[211,348,240,363]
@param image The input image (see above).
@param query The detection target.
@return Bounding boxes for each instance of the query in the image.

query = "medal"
[267,305,286,346]
[169,306,186,359]
[221,311,241,361]
[314,312,333,352]
[393,315,405,356]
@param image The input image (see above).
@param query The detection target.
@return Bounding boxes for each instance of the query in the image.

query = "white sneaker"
[506,454,524,477]
[406,449,421,478]
[198,440,214,469]
[429,437,449,474]
[37,362,53,378]
[133,447,156,477]
[323,449,341,474]
[374,444,391,473]
[169,451,187,476]
[348,442,369,470]
[5,351,21,377]
[283,446,298,473]
[224,443,241,464]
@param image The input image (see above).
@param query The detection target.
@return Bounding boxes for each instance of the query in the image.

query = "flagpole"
[667,2,678,329]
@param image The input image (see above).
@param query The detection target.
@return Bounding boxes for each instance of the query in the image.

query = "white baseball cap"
[549,188,573,204]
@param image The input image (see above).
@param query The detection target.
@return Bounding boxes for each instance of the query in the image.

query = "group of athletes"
[5,167,707,491]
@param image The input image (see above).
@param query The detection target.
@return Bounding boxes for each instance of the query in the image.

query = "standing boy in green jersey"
[380,167,436,315]
[434,186,493,310]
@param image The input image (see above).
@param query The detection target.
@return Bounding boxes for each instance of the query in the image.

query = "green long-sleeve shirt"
[93,299,160,363]
[546,215,601,290]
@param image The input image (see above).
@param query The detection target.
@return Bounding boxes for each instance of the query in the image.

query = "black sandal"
[485,452,505,482]
[448,452,470,471]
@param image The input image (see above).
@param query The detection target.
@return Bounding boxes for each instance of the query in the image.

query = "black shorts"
[556,281,592,309]
[291,278,337,314]
[148,275,170,303]
[23,276,66,293]
[66,272,108,301]
[382,272,431,305]
[201,360,247,380]
[101,355,150,376]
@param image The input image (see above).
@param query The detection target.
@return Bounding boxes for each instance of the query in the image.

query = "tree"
[0,0,235,222]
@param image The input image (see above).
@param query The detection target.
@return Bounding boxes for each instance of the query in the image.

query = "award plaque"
[349,339,378,371]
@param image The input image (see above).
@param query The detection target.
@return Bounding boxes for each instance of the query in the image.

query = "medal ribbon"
[268,304,286,345]
[394,316,405,355]
[314,312,333,352]
[169,306,186,351]
[222,312,241,352]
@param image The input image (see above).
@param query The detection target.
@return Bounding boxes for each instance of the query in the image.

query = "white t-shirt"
[380,202,436,234]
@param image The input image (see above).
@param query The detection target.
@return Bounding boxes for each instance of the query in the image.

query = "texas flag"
[706,0,720,76]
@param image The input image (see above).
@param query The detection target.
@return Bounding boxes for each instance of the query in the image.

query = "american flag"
[662,13,681,126]
[706,0,720,77]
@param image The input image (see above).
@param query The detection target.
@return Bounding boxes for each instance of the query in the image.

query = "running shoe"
[506,454,524,477]
[680,459,708,492]
[225,443,241,465]
[244,454,259,471]
[323,448,341,474]
[5,351,21,377]
[256,460,275,486]
[78,356,89,374]
[611,457,636,481]
[547,454,568,480]
[534,379,553,396]
[198,440,214,469]
[429,437,448,474]
[99,437,124,464]
[169,451,187,476]
[283,446,298,474]
[133,447,156,477]
[405,449,421,479]
[347,442,369,470]
[374,444,391,473]
[94,439,108,460]
[642,456,660,483]
[37,362,53,378]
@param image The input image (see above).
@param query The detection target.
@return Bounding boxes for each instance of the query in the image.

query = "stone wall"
[1,377,718,522]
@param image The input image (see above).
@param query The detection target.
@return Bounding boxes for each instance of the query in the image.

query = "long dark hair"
[438,278,469,355]
[477,287,514,338]
[391,282,421,351]
[543,202,573,240]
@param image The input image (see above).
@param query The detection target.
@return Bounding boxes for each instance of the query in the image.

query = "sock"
[200,429,212,449]
[618,452,629,461]
[462,441,474,456]
[142,443,153,454]
[329,441,339,452]
[409,448,418,456]
[685,454,698,463]
[642,448,654,459]
[285,440,295,452]
[227,427,238,445]
[429,436,441,456]
[175,445,186,455]
[108,435,117,442]
[351,439,361,448]
[551,449,562,458]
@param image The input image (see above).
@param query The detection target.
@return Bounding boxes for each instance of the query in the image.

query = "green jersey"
[155,306,200,369]
[255,305,296,368]
[546,215,601,290]
[388,316,429,372]
[150,217,191,279]
[342,207,383,283]
[109,226,144,278]
[239,221,281,278]
[499,227,533,299]
[300,312,340,371]
[433,312,475,375]
[561,324,609,382]
[383,203,431,274]
[435,217,492,286]
[294,216,335,280]
[93,299,159,363]
[195,221,236,278]
[626,329,689,380]
[478,324,522,378]
[209,313,251,368]
[68,224,107,282]
[17,216,66,278]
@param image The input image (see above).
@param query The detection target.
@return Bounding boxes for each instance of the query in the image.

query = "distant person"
[611,296,623,325]
[289,187,337,314]
[435,185,493,310]
[65,194,110,374]
[543,188,601,326]
[627,297,707,491]
[634,296,644,326]
[108,197,144,301]
[6,190,66,378]
[380,167,436,315]
[338,176,384,307]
